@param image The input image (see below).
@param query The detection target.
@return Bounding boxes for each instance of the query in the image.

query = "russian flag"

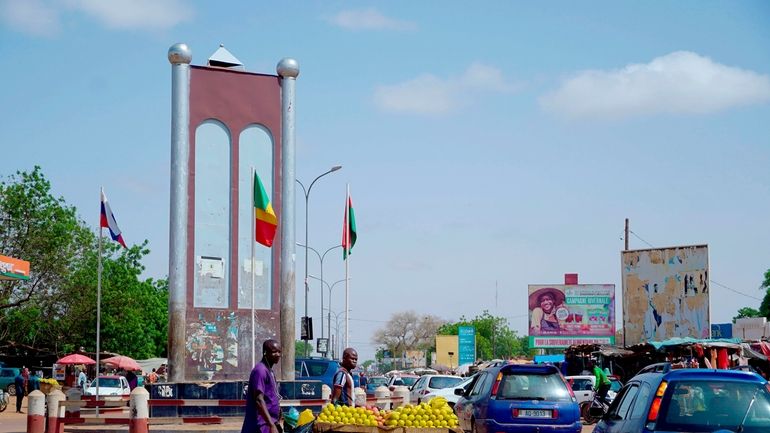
[100,190,127,248]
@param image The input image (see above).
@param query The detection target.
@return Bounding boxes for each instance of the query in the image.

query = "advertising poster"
[528,284,615,348]
[622,245,709,345]
[458,326,476,365]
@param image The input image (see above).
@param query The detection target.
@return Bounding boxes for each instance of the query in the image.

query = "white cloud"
[1,0,191,36]
[374,63,520,115]
[328,8,416,31]
[66,0,192,29]
[0,0,60,36]
[540,51,770,119]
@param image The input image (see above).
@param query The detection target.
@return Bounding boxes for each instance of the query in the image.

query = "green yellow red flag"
[254,172,277,247]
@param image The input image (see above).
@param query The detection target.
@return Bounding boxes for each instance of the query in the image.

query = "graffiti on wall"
[186,311,239,380]
[622,245,709,345]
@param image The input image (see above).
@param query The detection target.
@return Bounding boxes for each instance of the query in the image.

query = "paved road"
[0,397,26,433]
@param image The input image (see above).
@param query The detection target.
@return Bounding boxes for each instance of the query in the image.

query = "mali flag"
[342,194,357,259]
[254,172,277,247]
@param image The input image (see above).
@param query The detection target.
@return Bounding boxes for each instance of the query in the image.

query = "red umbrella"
[56,354,96,365]
[102,355,142,371]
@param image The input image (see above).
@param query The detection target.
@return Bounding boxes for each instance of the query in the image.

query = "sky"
[2,1,770,362]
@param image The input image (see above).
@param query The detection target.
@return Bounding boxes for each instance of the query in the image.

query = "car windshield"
[429,376,463,389]
[402,377,418,386]
[368,377,388,387]
[94,378,121,388]
[497,372,571,402]
[570,378,593,391]
[657,380,770,433]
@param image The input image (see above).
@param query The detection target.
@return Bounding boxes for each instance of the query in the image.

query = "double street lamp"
[309,275,349,357]
[296,165,342,357]
[297,243,342,344]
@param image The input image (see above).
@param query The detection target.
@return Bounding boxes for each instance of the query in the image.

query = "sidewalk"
[0,398,244,433]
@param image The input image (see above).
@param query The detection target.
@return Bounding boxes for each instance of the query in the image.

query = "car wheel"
[7,385,15,397]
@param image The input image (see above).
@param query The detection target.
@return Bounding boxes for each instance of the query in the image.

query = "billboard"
[622,245,709,346]
[458,326,476,365]
[528,284,616,348]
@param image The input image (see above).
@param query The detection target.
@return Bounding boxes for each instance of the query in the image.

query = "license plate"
[518,409,552,418]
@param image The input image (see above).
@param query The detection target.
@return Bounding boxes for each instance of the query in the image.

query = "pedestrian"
[77,368,88,393]
[29,371,40,391]
[14,371,25,413]
[22,367,29,394]
[147,368,158,384]
[125,369,138,390]
[331,347,358,406]
[241,339,282,433]
[589,360,611,405]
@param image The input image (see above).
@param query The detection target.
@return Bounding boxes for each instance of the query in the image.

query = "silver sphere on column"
[168,43,192,64]
[277,58,300,78]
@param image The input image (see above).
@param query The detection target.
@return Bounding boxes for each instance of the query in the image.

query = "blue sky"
[2,1,770,361]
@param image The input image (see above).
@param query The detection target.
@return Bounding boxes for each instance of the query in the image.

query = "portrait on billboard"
[622,245,709,346]
[528,284,615,348]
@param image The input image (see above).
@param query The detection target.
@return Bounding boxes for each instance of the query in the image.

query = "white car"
[84,375,131,397]
[565,375,621,404]
[420,376,473,407]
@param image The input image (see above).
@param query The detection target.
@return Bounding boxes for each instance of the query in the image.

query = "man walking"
[14,371,25,413]
[331,348,358,406]
[242,340,282,433]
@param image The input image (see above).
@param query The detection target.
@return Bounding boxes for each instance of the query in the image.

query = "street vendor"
[331,347,358,406]
[242,339,282,433]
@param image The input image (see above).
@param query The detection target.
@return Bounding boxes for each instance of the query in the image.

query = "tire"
[0,394,7,412]
[7,385,15,397]
[580,401,598,425]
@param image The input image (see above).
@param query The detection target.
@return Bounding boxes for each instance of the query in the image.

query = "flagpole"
[344,184,350,349]
[96,188,103,416]
[251,167,256,368]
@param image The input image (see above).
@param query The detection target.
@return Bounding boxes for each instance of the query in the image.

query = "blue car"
[295,358,360,389]
[592,362,770,433]
[454,363,581,433]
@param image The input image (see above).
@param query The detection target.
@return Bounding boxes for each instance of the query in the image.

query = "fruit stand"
[311,398,461,433]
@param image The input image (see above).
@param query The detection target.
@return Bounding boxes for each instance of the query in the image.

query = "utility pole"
[624,218,629,251]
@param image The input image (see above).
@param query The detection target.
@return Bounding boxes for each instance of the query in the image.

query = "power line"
[710,279,763,301]
[628,230,655,248]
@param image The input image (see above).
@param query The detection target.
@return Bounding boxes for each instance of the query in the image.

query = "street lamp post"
[326,309,350,360]
[309,276,349,357]
[296,166,342,357]
[297,243,342,344]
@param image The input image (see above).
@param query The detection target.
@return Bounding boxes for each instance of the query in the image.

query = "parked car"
[0,367,21,396]
[592,363,770,433]
[84,375,131,397]
[566,375,622,404]
[454,363,580,433]
[423,374,476,407]
[295,358,340,389]
[388,374,419,391]
[410,374,464,404]
[365,375,389,396]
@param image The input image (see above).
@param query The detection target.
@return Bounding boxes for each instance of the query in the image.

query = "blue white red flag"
[100,190,127,248]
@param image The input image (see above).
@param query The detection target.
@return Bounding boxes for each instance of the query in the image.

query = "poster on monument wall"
[622,245,709,346]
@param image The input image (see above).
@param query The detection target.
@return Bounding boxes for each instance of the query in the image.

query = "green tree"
[438,311,530,360]
[0,167,169,359]
[296,340,312,357]
[758,269,770,318]
[734,307,762,322]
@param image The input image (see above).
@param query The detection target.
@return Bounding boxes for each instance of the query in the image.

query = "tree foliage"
[438,311,531,360]
[372,311,444,357]
[0,167,168,359]
[734,307,762,322]
[758,269,770,318]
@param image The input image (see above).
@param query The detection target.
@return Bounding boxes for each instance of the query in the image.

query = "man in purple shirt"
[242,340,282,433]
